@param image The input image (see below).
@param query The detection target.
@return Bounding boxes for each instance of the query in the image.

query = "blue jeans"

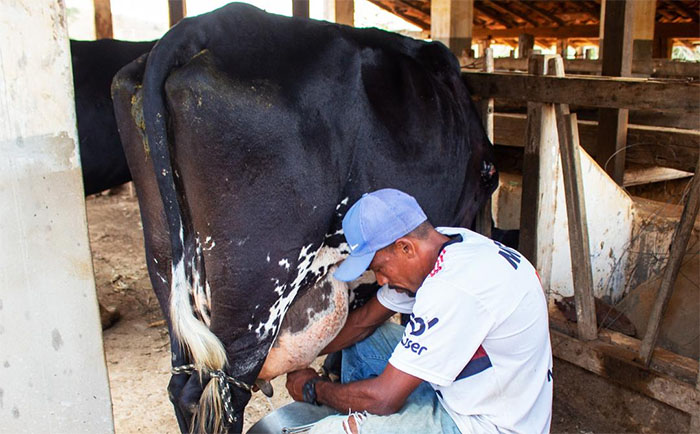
[309,323,461,434]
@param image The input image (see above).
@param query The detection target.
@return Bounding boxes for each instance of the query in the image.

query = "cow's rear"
[112,4,496,433]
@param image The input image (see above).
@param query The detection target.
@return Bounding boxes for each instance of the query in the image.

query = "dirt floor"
[86,189,691,434]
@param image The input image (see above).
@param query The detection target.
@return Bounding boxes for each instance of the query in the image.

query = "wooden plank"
[623,165,693,187]
[517,55,548,264]
[639,160,700,365]
[550,312,699,385]
[168,0,186,27]
[292,0,310,18]
[551,330,700,414]
[550,56,597,341]
[93,0,113,39]
[492,113,700,173]
[460,72,700,113]
[486,58,700,78]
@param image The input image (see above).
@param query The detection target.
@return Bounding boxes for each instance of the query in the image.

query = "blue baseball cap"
[334,188,427,282]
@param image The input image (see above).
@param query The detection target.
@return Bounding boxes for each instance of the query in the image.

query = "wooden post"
[431,0,474,58]
[93,0,113,39]
[596,0,635,185]
[168,0,186,27]
[550,56,598,341]
[293,0,310,18]
[476,48,494,238]
[639,156,700,365]
[557,38,568,59]
[653,34,672,59]
[518,33,534,59]
[334,0,354,26]
[518,55,547,263]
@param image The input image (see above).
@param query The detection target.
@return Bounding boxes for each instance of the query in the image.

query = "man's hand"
[285,368,319,401]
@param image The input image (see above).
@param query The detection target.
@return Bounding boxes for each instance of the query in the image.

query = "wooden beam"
[292,0,310,18]
[460,72,700,113]
[550,311,699,385]
[639,159,700,366]
[622,165,693,187]
[492,113,700,173]
[550,329,700,414]
[93,0,113,39]
[168,0,186,27]
[485,57,700,78]
[431,0,473,57]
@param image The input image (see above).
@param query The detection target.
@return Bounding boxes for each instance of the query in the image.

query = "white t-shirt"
[377,227,553,434]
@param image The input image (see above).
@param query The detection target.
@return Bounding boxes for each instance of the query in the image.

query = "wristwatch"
[302,376,324,406]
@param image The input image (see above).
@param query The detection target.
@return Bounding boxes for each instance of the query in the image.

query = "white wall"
[0,1,114,432]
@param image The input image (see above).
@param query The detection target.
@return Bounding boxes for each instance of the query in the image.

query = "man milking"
[285,188,553,433]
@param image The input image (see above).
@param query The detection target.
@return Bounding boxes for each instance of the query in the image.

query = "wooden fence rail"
[462,71,700,113]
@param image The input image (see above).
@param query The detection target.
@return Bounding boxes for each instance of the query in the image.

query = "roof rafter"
[515,0,565,27]
[483,0,540,27]
[474,1,518,28]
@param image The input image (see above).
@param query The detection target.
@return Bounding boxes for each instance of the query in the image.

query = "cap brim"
[333,251,375,282]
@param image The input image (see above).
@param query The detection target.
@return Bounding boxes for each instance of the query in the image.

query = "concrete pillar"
[632,0,656,62]
[431,0,473,58]
[0,1,114,432]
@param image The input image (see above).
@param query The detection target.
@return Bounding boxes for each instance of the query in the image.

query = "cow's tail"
[140,8,236,434]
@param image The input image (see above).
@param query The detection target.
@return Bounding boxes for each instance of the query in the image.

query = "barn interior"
[2,0,698,433]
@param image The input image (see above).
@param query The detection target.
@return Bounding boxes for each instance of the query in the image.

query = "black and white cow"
[70,39,155,195]
[111,3,497,433]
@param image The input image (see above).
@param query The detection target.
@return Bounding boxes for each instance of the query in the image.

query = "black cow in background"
[70,39,155,195]
[70,39,156,329]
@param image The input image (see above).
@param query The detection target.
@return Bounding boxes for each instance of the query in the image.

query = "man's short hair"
[404,220,433,240]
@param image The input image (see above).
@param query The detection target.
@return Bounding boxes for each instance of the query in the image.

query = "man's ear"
[394,238,416,258]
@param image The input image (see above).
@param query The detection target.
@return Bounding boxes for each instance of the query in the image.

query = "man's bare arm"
[286,363,422,415]
[321,296,395,355]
